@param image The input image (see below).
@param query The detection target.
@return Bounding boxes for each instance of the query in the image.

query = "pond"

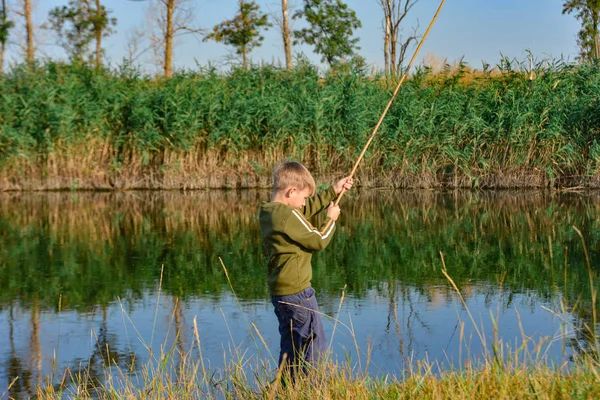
[1,190,599,397]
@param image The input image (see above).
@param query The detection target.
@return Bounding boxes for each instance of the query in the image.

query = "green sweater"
[259,186,337,296]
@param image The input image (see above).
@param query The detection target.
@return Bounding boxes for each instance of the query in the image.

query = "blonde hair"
[273,161,316,196]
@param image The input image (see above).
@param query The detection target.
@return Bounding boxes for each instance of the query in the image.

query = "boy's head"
[272,162,316,208]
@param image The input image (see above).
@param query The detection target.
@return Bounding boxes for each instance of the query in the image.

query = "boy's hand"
[327,202,341,221]
[334,176,354,195]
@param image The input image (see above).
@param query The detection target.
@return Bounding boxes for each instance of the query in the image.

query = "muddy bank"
[2,164,599,191]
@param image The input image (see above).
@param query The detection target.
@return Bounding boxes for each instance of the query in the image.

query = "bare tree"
[11,0,37,62]
[23,0,31,60]
[23,0,32,60]
[94,0,102,66]
[125,27,150,65]
[281,0,292,69]
[146,0,199,78]
[268,0,295,69]
[377,0,420,76]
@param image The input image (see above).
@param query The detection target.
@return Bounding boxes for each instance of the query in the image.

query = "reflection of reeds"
[1,190,600,310]
[2,190,600,242]
[0,190,268,245]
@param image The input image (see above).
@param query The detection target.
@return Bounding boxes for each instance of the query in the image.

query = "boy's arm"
[301,186,337,218]
[285,209,336,251]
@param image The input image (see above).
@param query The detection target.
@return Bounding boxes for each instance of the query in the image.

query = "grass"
[1,58,600,190]
[13,241,600,400]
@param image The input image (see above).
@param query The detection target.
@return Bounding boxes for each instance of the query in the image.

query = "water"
[1,190,599,396]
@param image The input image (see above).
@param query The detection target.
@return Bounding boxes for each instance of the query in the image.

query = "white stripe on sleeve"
[292,210,335,239]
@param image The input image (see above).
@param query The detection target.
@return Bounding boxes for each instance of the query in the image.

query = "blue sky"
[6,0,583,71]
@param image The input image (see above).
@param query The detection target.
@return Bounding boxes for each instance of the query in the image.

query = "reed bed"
[1,59,599,190]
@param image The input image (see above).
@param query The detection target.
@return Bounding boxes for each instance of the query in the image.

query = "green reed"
[1,59,599,189]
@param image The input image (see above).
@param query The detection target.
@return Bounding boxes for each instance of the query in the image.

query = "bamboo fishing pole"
[334,0,447,206]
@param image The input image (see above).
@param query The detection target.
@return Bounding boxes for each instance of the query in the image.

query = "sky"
[4,0,583,72]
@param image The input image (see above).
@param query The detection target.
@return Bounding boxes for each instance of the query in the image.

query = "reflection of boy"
[259,161,353,376]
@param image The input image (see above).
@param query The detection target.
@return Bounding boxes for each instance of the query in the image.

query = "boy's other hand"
[327,202,341,221]
[334,176,354,195]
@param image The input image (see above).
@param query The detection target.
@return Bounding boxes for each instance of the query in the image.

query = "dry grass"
[1,141,596,191]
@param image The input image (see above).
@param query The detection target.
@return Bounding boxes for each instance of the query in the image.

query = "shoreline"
[1,170,599,191]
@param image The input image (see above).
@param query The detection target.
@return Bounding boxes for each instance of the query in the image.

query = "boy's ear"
[286,187,298,198]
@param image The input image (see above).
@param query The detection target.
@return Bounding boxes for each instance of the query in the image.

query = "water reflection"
[0,190,599,397]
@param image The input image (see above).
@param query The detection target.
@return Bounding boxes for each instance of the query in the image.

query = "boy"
[259,161,353,376]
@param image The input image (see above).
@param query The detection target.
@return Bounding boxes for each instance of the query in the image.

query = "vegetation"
[293,0,362,67]
[0,0,13,72]
[563,0,600,61]
[0,59,599,190]
[47,0,117,68]
[204,0,271,70]
[31,347,600,398]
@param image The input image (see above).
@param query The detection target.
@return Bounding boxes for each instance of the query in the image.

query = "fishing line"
[333,0,447,207]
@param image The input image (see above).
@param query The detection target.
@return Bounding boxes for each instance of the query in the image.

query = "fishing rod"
[334,0,447,206]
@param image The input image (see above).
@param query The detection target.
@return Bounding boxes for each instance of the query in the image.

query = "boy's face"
[287,186,312,209]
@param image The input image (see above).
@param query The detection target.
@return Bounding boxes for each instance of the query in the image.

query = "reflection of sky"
[0,285,576,395]
[4,0,581,71]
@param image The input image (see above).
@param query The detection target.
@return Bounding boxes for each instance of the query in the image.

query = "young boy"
[259,161,353,376]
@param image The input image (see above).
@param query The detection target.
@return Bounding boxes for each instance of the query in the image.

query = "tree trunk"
[281,0,292,70]
[0,40,5,73]
[390,31,397,77]
[242,43,247,69]
[594,9,600,59]
[1,0,6,73]
[164,0,174,78]
[24,0,34,62]
[387,0,398,77]
[95,0,102,69]
[383,1,391,75]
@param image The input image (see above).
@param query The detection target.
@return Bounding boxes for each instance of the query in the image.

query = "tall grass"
[1,59,599,190]
[26,253,600,399]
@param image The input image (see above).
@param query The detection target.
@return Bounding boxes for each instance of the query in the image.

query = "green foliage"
[293,0,362,67]
[563,0,600,61]
[0,60,600,188]
[0,0,14,47]
[47,0,117,63]
[203,0,271,69]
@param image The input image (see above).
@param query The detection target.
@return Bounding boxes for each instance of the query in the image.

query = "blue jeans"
[271,286,327,374]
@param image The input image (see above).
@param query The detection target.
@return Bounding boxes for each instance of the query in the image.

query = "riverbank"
[1,60,599,191]
[2,147,600,191]
[30,345,600,399]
